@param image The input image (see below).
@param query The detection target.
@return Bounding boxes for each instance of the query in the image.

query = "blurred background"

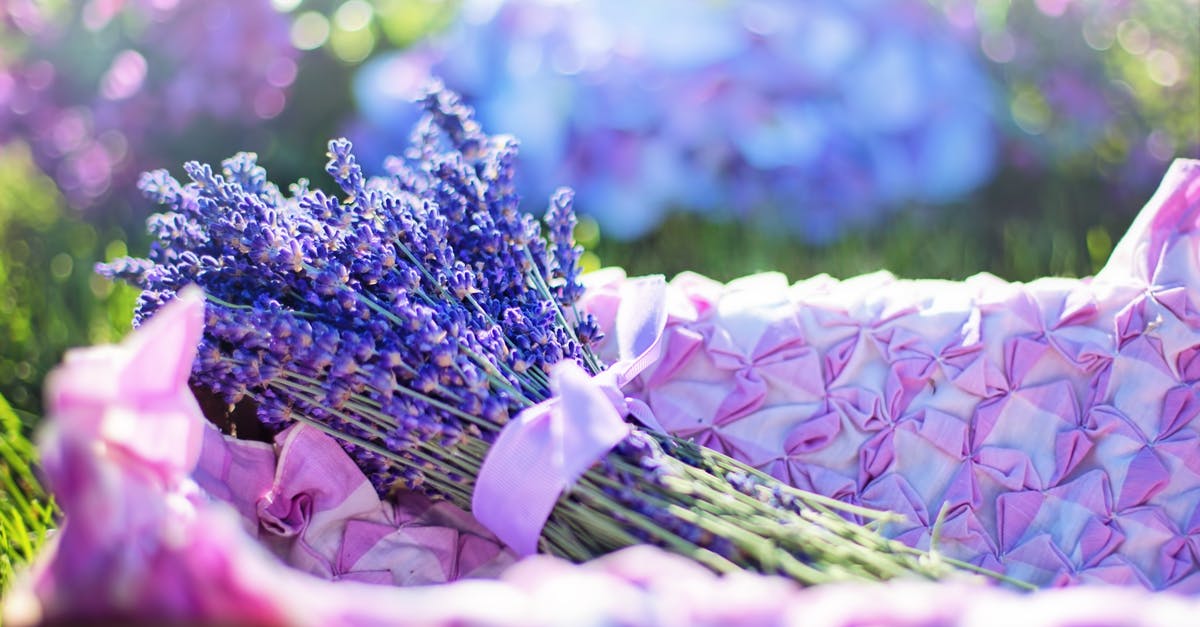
[0,0,1197,421]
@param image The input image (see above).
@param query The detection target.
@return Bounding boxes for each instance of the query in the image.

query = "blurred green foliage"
[0,143,136,418]
[592,165,1132,284]
[938,0,1198,174]
[1097,2,1199,162]
[0,392,55,595]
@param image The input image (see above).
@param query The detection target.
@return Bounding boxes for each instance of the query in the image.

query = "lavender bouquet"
[101,85,1010,586]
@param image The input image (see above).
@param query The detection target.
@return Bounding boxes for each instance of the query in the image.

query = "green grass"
[0,392,55,595]
[590,168,1146,284]
[0,142,137,418]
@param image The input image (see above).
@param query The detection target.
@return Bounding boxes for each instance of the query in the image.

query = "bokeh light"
[291,11,331,51]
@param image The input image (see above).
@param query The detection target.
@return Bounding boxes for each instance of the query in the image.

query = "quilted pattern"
[583,159,1200,590]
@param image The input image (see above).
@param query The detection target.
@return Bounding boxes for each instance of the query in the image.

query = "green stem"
[265,384,474,505]
[569,478,743,575]
[280,368,498,433]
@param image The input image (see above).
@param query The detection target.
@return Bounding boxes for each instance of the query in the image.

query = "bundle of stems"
[104,85,1025,588]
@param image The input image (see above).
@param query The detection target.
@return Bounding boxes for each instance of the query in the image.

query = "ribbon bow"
[472,275,669,555]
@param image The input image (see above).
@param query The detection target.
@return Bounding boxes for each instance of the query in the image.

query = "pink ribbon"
[472,275,668,555]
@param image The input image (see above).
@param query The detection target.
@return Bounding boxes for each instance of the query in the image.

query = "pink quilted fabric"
[584,158,1200,591]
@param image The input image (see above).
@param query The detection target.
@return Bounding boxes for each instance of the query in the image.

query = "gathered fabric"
[582,159,1200,590]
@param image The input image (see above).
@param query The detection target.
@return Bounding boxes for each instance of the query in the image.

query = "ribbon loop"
[612,275,669,385]
[472,275,668,555]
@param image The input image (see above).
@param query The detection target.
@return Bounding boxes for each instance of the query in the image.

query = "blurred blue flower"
[349,0,999,241]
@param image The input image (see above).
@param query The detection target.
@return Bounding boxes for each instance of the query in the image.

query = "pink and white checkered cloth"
[194,422,514,586]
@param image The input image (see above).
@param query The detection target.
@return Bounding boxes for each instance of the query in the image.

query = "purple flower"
[102,84,602,498]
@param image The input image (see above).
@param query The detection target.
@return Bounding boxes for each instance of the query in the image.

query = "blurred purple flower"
[348,0,998,241]
[0,0,297,210]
